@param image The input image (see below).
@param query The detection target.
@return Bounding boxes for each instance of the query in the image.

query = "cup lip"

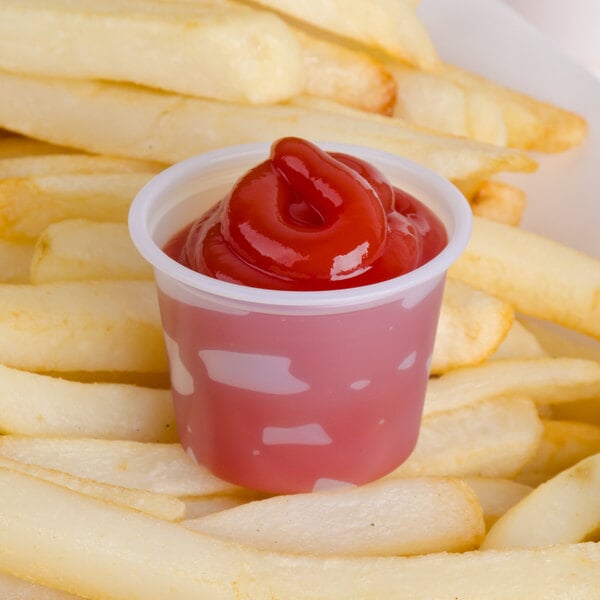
[129,141,472,309]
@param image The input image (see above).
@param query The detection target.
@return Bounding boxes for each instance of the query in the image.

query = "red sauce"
[164,137,447,290]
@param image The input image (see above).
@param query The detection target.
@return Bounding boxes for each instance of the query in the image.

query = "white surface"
[419,0,600,260]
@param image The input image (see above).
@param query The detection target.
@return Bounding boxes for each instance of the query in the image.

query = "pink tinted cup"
[129,142,471,494]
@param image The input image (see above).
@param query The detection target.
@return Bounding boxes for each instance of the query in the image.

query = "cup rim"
[129,141,472,308]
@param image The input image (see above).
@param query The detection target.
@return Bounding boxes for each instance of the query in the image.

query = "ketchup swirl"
[165,137,447,291]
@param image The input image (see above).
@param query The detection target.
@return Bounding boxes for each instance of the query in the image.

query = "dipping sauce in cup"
[129,139,471,494]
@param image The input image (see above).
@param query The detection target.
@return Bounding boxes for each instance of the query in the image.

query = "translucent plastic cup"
[129,142,472,494]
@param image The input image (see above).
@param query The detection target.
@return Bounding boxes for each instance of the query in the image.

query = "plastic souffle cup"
[129,141,472,495]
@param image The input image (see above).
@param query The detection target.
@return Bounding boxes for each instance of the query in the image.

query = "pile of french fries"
[0,1,599,598]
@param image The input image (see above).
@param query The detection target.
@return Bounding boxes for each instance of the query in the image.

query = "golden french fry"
[0,571,82,600]
[184,477,485,556]
[449,216,600,340]
[439,63,587,152]
[0,364,175,442]
[0,237,33,283]
[246,0,438,69]
[392,397,543,479]
[424,357,600,418]
[0,134,74,158]
[483,453,600,549]
[489,320,549,361]
[462,477,532,529]
[0,70,537,182]
[0,0,305,104]
[515,420,600,486]
[31,219,153,283]
[0,437,242,497]
[0,172,153,241]
[1,467,599,600]
[552,398,600,426]
[431,278,514,374]
[295,29,396,114]
[0,280,167,373]
[0,152,163,178]
[470,180,527,226]
[0,455,184,521]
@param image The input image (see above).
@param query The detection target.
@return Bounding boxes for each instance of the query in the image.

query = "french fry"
[0,152,163,178]
[388,62,508,146]
[482,453,600,549]
[431,278,514,374]
[423,357,600,418]
[552,398,600,426]
[295,29,396,114]
[181,495,252,520]
[0,70,537,182]
[516,420,600,486]
[0,364,175,442]
[184,477,485,556]
[0,455,185,521]
[462,477,532,529]
[439,63,588,152]
[489,320,549,361]
[0,281,167,373]
[0,134,73,158]
[0,172,154,241]
[0,437,242,497]
[0,238,33,283]
[0,0,305,104]
[243,0,438,69]
[389,61,587,152]
[0,571,82,600]
[470,180,527,226]
[31,219,153,283]
[449,216,600,340]
[392,397,543,479]
[1,467,599,600]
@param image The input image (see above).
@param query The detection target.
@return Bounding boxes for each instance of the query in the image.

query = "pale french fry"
[0,281,167,373]
[0,0,305,104]
[0,455,185,521]
[31,220,153,283]
[470,180,527,226]
[439,63,587,152]
[0,364,175,442]
[483,453,600,549]
[462,477,532,529]
[0,571,82,600]
[1,467,599,600]
[0,437,242,497]
[489,320,549,361]
[431,278,514,375]
[295,29,396,114]
[515,420,600,486]
[244,0,438,69]
[0,153,163,178]
[519,317,600,363]
[449,216,600,340]
[0,172,154,241]
[389,63,508,146]
[424,357,600,418]
[0,134,74,158]
[184,478,485,556]
[0,70,537,182]
[0,238,34,283]
[392,397,543,479]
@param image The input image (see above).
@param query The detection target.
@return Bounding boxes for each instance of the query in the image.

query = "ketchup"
[164,137,447,290]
